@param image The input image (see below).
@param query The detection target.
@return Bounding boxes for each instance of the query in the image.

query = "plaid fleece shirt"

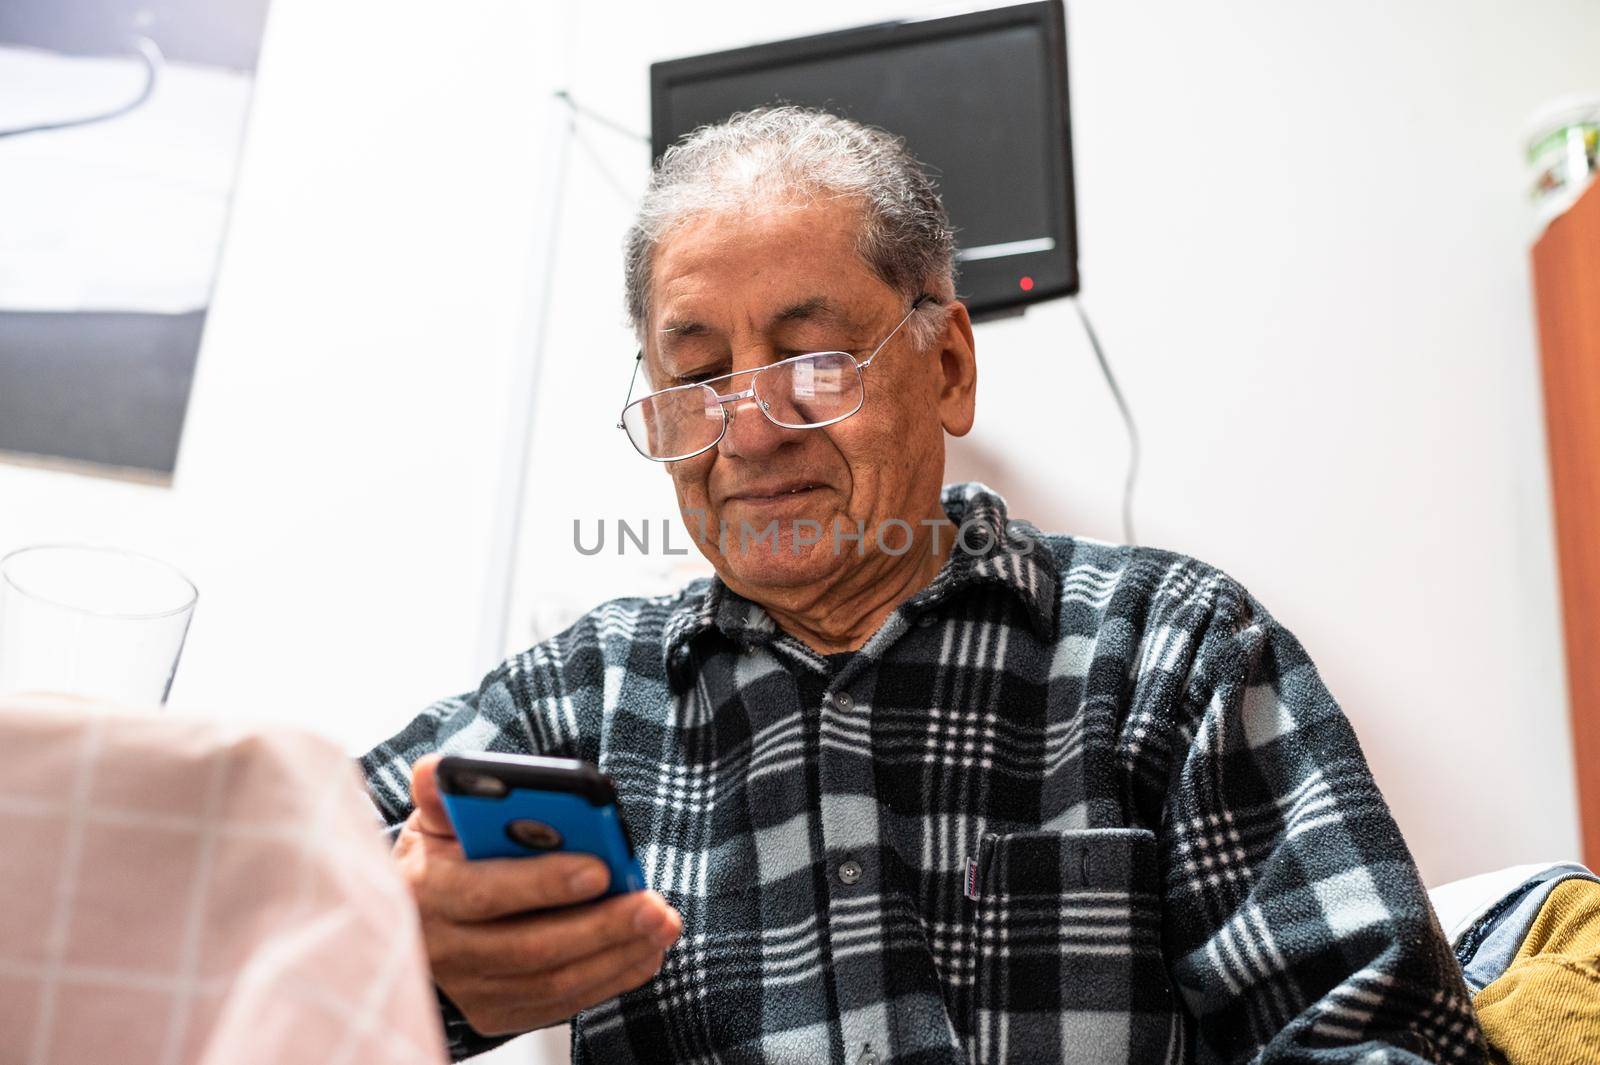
[361,483,1486,1064]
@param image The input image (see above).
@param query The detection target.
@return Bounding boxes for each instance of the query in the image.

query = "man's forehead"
[647,200,884,336]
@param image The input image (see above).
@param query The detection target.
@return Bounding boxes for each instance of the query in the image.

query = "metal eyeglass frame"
[617,294,937,463]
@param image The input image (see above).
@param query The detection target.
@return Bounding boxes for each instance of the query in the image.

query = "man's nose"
[717,391,795,460]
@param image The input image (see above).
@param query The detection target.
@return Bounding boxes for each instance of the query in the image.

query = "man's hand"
[394,754,682,1037]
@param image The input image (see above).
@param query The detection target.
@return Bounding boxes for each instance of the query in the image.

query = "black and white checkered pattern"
[361,484,1485,1064]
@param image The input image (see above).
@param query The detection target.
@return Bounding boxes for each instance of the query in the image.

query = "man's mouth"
[725,481,827,504]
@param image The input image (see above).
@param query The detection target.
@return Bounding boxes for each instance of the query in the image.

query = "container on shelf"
[1526,94,1600,228]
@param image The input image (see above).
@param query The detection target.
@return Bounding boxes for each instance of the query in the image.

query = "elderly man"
[361,108,1484,1064]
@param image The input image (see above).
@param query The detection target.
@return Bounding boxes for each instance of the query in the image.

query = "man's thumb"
[408,754,456,838]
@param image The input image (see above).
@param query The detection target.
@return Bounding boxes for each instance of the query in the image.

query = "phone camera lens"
[455,771,508,798]
[505,819,563,851]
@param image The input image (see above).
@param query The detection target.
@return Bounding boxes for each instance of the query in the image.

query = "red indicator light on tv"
[1019,276,1035,292]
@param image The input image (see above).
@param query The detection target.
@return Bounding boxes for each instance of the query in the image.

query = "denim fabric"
[1457,862,1600,992]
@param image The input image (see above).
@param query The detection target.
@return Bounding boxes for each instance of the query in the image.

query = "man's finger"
[430,933,665,1038]
[440,889,680,972]
[491,889,678,973]
[547,942,669,1018]
[408,754,455,838]
[419,849,620,922]
[539,937,666,1014]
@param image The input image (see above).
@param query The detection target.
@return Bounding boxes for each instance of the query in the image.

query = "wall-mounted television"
[651,1,1078,320]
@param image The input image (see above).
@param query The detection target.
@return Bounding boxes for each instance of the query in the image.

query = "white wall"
[3,2,1595,1062]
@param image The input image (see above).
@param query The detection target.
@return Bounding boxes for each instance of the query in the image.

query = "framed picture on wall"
[0,0,272,482]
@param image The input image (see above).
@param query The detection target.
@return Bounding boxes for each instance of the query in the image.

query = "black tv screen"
[650,1,1078,319]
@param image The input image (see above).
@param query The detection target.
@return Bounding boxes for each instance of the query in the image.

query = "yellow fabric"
[1474,878,1600,1065]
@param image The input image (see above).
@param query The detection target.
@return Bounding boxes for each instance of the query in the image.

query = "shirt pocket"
[965,828,1187,1064]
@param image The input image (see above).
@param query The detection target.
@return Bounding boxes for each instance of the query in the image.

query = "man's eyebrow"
[657,298,856,346]
[658,319,708,337]
[771,296,852,328]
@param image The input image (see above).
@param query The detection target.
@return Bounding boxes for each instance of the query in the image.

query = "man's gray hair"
[624,106,956,348]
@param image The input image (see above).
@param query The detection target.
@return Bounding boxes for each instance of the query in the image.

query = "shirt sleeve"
[357,668,557,1063]
[359,658,569,829]
[1156,582,1487,1063]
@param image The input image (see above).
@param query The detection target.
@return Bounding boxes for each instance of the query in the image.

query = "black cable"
[571,122,639,205]
[554,90,651,147]
[0,37,163,141]
[1073,299,1140,545]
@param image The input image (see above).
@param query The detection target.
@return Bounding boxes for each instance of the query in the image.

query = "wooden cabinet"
[1531,178,1600,868]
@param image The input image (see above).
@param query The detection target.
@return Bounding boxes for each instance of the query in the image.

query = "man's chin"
[715,541,853,592]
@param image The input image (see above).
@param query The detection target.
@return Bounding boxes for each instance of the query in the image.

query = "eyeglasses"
[617,295,936,462]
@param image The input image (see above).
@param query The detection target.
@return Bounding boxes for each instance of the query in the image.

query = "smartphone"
[436,752,645,897]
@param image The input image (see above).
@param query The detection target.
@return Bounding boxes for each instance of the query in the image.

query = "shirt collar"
[661,482,1060,686]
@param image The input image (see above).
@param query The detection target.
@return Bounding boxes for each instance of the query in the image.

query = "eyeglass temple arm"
[616,351,643,429]
[857,293,939,371]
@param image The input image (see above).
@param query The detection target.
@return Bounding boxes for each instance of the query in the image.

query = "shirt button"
[837,858,863,886]
[917,613,938,628]
[831,691,854,711]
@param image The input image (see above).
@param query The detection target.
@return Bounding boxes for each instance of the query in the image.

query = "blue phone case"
[437,753,646,897]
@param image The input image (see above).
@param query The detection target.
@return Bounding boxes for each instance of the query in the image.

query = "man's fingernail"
[633,904,666,935]
[570,865,608,895]
[652,916,681,948]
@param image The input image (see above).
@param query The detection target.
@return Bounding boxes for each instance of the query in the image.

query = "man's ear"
[936,300,977,437]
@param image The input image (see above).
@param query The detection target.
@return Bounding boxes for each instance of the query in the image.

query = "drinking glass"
[0,544,198,707]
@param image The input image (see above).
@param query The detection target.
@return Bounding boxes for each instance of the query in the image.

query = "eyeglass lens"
[622,351,864,460]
